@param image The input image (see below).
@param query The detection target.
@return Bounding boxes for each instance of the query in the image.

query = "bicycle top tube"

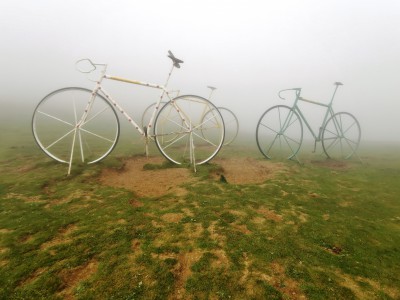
[279,88,329,107]
[299,82,343,106]
[104,75,166,90]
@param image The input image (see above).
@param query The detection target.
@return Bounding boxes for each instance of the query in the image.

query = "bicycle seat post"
[164,50,183,87]
[207,86,217,100]
[330,82,343,104]
[163,64,175,90]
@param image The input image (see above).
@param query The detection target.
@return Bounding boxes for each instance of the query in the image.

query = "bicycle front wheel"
[322,112,361,159]
[154,95,225,165]
[32,87,120,165]
[256,105,303,159]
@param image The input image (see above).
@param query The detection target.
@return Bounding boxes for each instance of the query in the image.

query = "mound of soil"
[212,157,287,184]
[99,156,195,198]
[99,156,287,198]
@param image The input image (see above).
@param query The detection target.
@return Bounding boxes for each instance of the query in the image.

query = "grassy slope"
[1,126,400,299]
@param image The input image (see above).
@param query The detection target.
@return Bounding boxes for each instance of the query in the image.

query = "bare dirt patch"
[130,199,144,207]
[183,223,203,239]
[40,223,78,251]
[233,223,252,235]
[0,248,9,266]
[57,259,98,300]
[19,267,48,287]
[267,261,307,299]
[257,207,283,222]
[333,269,400,299]
[4,193,44,203]
[208,221,226,246]
[98,156,288,197]
[241,257,306,299]
[212,157,287,184]
[310,159,353,170]
[161,213,184,223]
[99,156,195,198]
[171,250,203,300]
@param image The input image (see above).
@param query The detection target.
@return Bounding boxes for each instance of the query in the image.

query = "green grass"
[1,125,400,299]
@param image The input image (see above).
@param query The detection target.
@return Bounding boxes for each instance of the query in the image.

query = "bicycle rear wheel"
[322,112,361,159]
[32,87,120,165]
[154,95,225,165]
[141,102,167,128]
[256,105,303,159]
[203,107,239,145]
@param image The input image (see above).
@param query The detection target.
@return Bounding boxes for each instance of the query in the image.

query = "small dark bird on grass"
[220,174,228,184]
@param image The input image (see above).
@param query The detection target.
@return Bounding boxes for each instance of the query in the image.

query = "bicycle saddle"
[334,82,343,85]
[168,50,184,68]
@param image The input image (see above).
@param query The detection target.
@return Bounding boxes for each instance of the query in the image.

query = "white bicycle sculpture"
[32,51,225,174]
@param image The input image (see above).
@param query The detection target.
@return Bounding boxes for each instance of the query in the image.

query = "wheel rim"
[203,107,238,146]
[154,95,225,165]
[141,101,167,128]
[32,87,120,164]
[322,112,361,159]
[256,105,303,159]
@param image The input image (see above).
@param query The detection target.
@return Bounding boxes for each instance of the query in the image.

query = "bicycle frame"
[256,82,360,162]
[88,63,188,133]
[67,57,189,174]
[280,83,342,150]
[85,65,174,130]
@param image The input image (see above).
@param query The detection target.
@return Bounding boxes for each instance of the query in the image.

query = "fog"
[1,0,400,144]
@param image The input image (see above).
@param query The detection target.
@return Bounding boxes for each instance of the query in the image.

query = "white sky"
[1,0,400,142]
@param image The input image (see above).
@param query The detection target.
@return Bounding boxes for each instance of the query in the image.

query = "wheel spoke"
[36,110,74,127]
[79,127,116,143]
[192,130,218,147]
[258,122,280,135]
[157,131,189,150]
[81,106,111,127]
[45,128,75,150]
[282,134,299,158]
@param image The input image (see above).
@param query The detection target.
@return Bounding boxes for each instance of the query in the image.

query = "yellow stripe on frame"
[107,76,142,85]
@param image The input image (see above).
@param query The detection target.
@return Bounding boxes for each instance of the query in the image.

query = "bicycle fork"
[67,89,99,175]
[188,121,197,172]
[279,110,302,163]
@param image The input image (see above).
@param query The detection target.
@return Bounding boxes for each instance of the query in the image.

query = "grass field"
[1,123,400,299]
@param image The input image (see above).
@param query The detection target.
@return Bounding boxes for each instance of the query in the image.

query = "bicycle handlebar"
[278,88,301,100]
[75,58,107,73]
